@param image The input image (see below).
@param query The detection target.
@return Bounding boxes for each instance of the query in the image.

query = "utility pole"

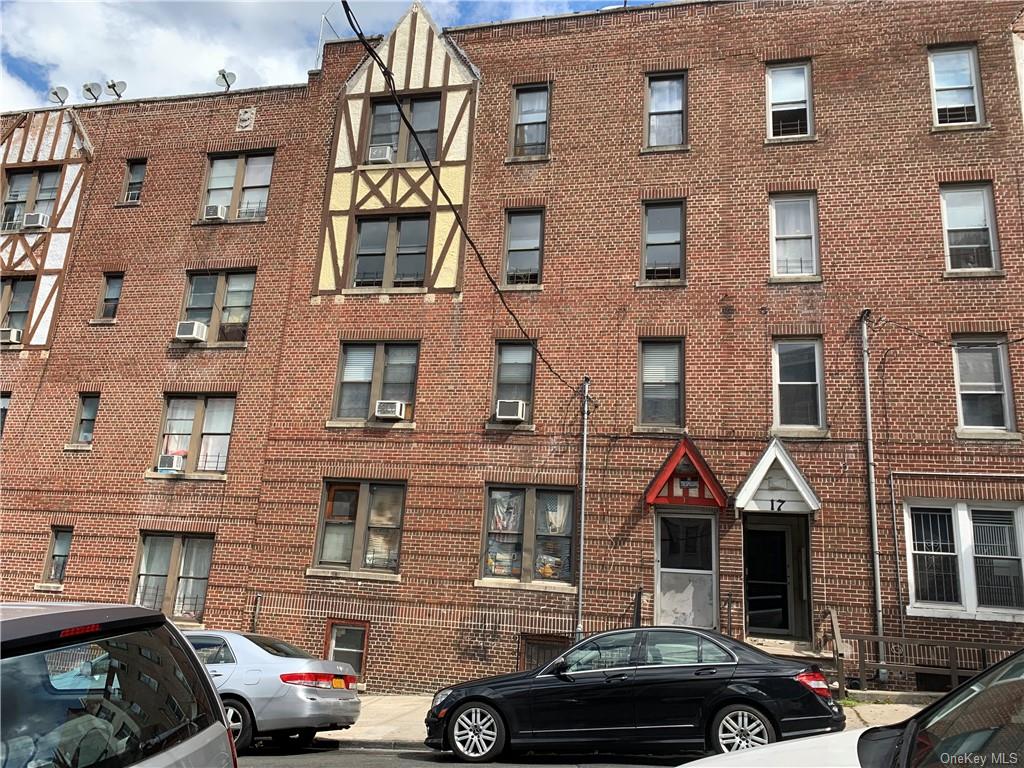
[575,376,591,641]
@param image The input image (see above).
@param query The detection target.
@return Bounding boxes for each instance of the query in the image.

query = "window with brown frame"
[335,342,419,421]
[493,342,536,422]
[123,160,147,203]
[133,533,214,621]
[2,167,60,231]
[182,271,255,342]
[156,395,236,474]
[512,85,550,157]
[315,481,406,573]
[1,277,36,334]
[351,216,428,289]
[96,273,123,320]
[72,393,100,444]
[639,339,684,427]
[43,527,73,584]
[643,202,685,281]
[503,210,544,285]
[482,486,574,584]
[367,96,441,163]
[326,620,368,676]
[646,74,686,148]
[203,153,274,220]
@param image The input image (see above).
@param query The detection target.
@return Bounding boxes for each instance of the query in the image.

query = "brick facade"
[2,0,1023,694]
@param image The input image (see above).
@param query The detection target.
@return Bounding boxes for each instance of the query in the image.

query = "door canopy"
[734,438,821,518]
[645,437,728,509]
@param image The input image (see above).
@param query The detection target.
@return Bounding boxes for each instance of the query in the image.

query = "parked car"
[686,647,1024,767]
[184,629,360,751]
[425,626,844,762]
[0,601,235,768]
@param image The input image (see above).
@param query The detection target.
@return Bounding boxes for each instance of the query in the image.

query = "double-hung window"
[766,62,813,138]
[512,86,550,157]
[183,271,255,342]
[327,621,367,676]
[73,394,100,444]
[368,97,441,163]
[316,481,406,573]
[97,273,124,320]
[494,343,535,422]
[335,342,419,421]
[1,277,35,333]
[352,217,428,289]
[204,153,274,220]
[953,338,1014,431]
[928,47,983,126]
[939,184,998,271]
[773,339,825,429]
[0,393,9,437]
[157,395,236,474]
[483,487,574,584]
[646,74,686,148]
[643,202,684,281]
[134,534,214,621]
[504,211,543,285]
[123,160,147,203]
[2,168,60,230]
[640,340,683,427]
[45,528,73,584]
[770,193,819,277]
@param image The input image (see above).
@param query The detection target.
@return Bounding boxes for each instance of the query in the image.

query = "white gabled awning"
[734,438,821,518]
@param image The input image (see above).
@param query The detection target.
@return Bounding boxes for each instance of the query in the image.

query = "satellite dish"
[105,80,127,99]
[216,69,237,92]
[82,82,102,102]
[48,86,69,106]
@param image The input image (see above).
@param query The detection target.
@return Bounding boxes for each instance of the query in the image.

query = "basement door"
[655,511,717,629]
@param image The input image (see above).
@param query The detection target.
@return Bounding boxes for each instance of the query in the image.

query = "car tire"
[294,729,318,749]
[447,701,506,763]
[222,697,254,752]
[710,703,777,753]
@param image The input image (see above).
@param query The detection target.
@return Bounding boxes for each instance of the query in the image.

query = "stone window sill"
[907,605,1022,624]
[355,161,437,172]
[485,422,536,433]
[504,154,550,165]
[64,443,93,452]
[768,275,823,284]
[34,582,64,593]
[474,578,576,595]
[771,426,830,439]
[635,278,686,288]
[764,134,818,146]
[500,283,543,292]
[942,268,1004,280]
[306,567,402,583]
[113,201,141,209]
[88,318,118,326]
[640,144,691,155]
[633,425,686,435]
[173,620,205,630]
[169,341,248,351]
[954,427,1022,442]
[1,344,24,351]
[930,122,992,134]
[191,217,267,227]
[143,469,228,482]
[341,286,429,296]
[325,419,416,430]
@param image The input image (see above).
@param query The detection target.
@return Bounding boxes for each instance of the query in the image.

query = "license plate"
[332,678,346,688]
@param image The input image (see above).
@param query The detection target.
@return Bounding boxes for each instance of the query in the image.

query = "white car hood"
[684,727,867,768]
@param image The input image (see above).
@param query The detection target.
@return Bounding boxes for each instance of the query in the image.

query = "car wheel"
[222,698,254,752]
[711,703,776,753]
[293,729,318,749]
[447,701,506,762]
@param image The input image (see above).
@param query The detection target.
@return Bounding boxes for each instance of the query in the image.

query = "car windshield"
[244,634,314,658]
[0,625,218,768]
[906,653,1024,767]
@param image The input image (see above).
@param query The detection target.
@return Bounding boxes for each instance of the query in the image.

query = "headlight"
[431,688,453,709]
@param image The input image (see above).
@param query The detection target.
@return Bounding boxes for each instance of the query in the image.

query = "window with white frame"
[773,339,825,428]
[939,184,998,271]
[953,338,1013,431]
[908,502,1023,615]
[766,62,813,138]
[928,47,983,126]
[770,193,819,277]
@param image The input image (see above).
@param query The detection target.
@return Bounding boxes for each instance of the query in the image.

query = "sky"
[0,0,662,111]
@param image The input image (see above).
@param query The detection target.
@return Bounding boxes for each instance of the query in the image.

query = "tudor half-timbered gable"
[317,3,477,293]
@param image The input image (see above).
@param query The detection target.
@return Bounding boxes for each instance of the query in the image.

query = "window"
[204,153,273,219]
[770,193,819,276]
[96,273,124,319]
[352,216,428,288]
[188,635,236,665]
[504,210,543,285]
[183,271,255,342]
[646,74,686,148]
[773,339,825,428]
[494,343,535,421]
[157,395,236,473]
[335,342,419,421]
[643,202,684,281]
[928,47,983,126]
[908,502,1024,616]
[315,481,405,573]
[368,96,441,163]
[134,534,214,621]
[1,276,35,332]
[520,634,572,671]
[3,167,60,230]
[766,62,813,138]
[45,527,73,583]
[123,160,147,202]
[940,184,998,271]
[953,338,1013,431]
[73,393,100,444]
[327,621,367,676]
[640,340,683,426]
[0,393,9,437]
[561,631,637,673]
[483,487,574,584]
[512,85,549,157]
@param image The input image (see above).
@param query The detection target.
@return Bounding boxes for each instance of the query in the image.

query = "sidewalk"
[317,695,923,749]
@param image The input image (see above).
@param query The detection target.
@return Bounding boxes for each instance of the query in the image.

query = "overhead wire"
[867,315,1024,349]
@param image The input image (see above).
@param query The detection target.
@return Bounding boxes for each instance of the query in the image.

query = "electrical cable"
[868,315,1024,349]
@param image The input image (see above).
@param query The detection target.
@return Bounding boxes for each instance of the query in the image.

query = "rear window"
[0,624,219,768]
[244,634,314,659]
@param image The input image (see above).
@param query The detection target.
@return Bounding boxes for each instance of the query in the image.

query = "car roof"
[0,602,164,651]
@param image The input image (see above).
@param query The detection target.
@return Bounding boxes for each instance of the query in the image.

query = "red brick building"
[2,0,1023,694]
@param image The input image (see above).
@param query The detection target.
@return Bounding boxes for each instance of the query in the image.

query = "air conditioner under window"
[23,212,50,229]
[495,399,527,422]
[367,145,394,164]
[157,454,185,473]
[374,400,406,420]
[0,328,23,345]
[174,320,208,343]
[204,205,228,221]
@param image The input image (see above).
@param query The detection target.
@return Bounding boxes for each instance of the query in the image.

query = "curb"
[847,689,942,706]
[317,738,427,751]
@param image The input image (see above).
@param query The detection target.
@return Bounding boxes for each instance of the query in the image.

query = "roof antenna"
[48,86,69,106]
[81,82,102,102]
[216,69,237,92]
[105,80,127,99]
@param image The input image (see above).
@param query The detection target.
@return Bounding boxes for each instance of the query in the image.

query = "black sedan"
[425,626,844,762]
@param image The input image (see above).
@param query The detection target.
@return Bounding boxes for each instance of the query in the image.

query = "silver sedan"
[185,630,360,751]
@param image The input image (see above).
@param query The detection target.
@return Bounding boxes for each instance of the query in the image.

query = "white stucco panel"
[21,115,40,162]
[56,114,74,158]
[57,172,81,229]
[389,16,412,93]
[444,91,469,162]
[39,111,59,161]
[409,10,431,90]
[46,233,69,269]
[29,273,58,346]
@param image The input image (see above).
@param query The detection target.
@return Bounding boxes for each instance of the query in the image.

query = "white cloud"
[1,62,46,111]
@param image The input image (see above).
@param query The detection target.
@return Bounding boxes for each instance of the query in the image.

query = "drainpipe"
[860,309,887,680]
[251,592,263,633]
[575,376,591,642]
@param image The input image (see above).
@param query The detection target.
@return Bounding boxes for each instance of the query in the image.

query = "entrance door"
[744,515,810,639]
[656,513,717,628]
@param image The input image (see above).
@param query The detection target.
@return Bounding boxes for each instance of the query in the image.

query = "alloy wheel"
[718,709,770,751]
[452,706,498,758]
[224,704,244,741]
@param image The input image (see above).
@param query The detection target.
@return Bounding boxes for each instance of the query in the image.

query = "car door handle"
[209,671,224,677]
[695,668,717,676]
[605,673,628,682]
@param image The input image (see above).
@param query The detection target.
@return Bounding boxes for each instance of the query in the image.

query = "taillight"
[59,623,102,638]
[795,670,832,699]
[342,674,358,690]
[280,672,335,689]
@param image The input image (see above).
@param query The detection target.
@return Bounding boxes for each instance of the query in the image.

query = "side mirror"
[554,659,572,679]
[80,661,93,678]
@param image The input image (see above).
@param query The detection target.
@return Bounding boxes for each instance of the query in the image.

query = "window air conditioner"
[204,205,228,221]
[0,328,23,345]
[374,400,406,420]
[174,320,208,343]
[22,212,50,229]
[157,454,185,472]
[367,145,395,164]
[495,399,527,422]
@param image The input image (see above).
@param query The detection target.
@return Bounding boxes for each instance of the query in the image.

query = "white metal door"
[655,512,717,628]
